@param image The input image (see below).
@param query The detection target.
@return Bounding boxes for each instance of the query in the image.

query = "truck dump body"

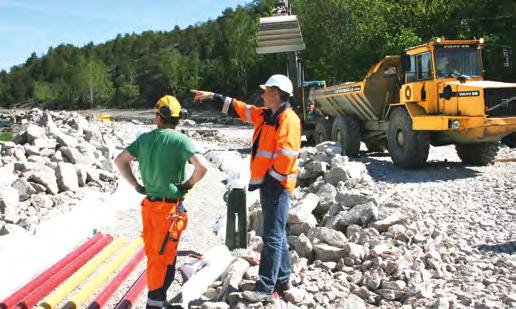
[310,56,401,121]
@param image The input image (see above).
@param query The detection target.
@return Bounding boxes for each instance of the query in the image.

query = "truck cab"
[400,40,486,116]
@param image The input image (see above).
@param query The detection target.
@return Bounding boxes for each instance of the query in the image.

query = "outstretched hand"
[190,89,214,102]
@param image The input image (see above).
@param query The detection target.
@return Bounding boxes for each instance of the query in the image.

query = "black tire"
[331,115,361,157]
[314,118,332,144]
[501,133,516,148]
[455,142,499,166]
[387,108,429,168]
[365,140,387,153]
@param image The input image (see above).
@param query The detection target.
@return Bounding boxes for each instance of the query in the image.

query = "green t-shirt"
[126,128,198,198]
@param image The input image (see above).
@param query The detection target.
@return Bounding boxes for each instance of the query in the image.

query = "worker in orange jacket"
[115,95,208,309]
[191,74,300,303]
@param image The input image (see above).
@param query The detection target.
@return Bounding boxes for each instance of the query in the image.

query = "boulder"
[307,227,348,248]
[56,163,79,192]
[313,243,346,262]
[313,183,336,216]
[29,166,59,194]
[294,233,314,260]
[328,202,378,231]
[0,187,20,223]
[12,178,36,201]
[288,193,319,224]
[25,124,46,143]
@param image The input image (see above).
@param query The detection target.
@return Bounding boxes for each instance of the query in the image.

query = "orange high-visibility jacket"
[216,94,301,193]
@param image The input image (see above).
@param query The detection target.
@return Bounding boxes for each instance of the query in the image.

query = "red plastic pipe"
[15,234,113,309]
[0,232,103,309]
[114,271,147,309]
[87,247,145,309]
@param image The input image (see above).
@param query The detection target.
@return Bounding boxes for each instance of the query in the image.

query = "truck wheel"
[501,133,516,148]
[314,119,332,144]
[455,142,499,165]
[387,108,429,168]
[332,115,361,157]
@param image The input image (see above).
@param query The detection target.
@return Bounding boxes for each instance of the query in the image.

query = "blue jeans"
[255,177,292,294]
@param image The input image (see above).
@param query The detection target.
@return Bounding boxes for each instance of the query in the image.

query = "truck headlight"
[451,120,461,129]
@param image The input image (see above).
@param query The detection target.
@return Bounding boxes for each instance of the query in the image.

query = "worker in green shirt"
[115,95,208,309]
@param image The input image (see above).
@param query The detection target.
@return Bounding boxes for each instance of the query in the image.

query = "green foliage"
[33,81,54,103]
[0,130,13,142]
[0,0,513,109]
[69,56,114,108]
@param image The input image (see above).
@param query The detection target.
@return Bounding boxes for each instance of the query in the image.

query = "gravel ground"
[16,117,511,308]
[101,120,515,308]
[1,106,514,308]
[354,145,515,307]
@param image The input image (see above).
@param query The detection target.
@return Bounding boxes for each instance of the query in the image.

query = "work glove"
[175,180,193,195]
[135,184,146,195]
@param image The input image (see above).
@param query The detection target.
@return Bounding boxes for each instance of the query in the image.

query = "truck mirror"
[503,47,512,68]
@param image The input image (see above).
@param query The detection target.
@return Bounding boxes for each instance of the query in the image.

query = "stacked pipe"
[0,232,147,309]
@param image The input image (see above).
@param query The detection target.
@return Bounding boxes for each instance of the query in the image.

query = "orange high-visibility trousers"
[141,198,188,291]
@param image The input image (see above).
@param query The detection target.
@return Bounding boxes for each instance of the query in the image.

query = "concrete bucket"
[256,15,305,54]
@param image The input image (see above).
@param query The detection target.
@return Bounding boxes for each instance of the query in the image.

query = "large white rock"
[313,243,347,262]
[329,202,378,231]
[54,130,78,148]
[182,245,234,308]
[60,146,87,165]
[25,124,46,143]
[294,233,314,259]
[313,183,336,216]
[0,166,17,187]
[288,193,319,224]
[336,293,366,309]
[217,258,250,300]
[29,166,59,194]
[371,212,407,232]
[30,194,54,209]
[56,163,79,192]
[336,190,376,207]
[11,178,36,201]
[307,227,348,248]
[324,166,350,185]
[0,187,20,223]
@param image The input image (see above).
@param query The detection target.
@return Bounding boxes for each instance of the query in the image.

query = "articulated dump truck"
[308,39,516,168]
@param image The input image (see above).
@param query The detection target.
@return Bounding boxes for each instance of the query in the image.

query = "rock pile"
[0,109,124,235]
[197,142,514,308]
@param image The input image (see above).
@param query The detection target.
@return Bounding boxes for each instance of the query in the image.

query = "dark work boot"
[242,290,274,303]
[147,289,166,309]
[274,280,292,296]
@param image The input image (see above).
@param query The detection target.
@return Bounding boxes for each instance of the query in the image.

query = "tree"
[33,81,54,104]
[70,56,114,108]
[220,6,258,95]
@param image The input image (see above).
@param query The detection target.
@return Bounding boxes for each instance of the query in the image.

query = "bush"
[0,130,13,141]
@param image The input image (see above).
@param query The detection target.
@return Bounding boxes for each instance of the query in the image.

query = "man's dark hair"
[157,114,179,128]
[272,86,291,102]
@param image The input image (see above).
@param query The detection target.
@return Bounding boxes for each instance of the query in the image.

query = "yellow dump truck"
[309,39,516,168]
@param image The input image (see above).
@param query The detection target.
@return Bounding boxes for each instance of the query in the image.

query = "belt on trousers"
[146,196,182,203]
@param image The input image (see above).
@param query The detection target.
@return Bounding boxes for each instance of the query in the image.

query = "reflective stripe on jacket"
[216,94,300,193]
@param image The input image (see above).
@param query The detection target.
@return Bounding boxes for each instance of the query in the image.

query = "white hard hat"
[260,74,293,96]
